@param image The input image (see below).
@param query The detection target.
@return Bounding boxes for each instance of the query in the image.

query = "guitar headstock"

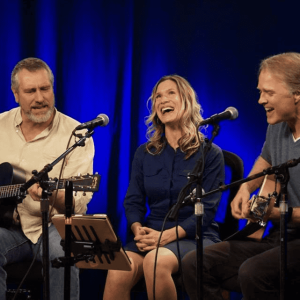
[48,173,101,192]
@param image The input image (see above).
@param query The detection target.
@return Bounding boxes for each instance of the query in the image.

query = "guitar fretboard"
[0,184,27,199]
[0,181,64,200]
[0,173,99,201]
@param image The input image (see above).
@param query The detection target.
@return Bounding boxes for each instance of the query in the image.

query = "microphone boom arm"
[197,157,300,200]
[21,130,94,193]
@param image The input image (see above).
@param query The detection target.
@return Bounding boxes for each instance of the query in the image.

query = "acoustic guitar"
[225,175,280,241]
[0,162,100,228]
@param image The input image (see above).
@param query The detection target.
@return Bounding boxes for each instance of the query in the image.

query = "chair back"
[216,150,244,241]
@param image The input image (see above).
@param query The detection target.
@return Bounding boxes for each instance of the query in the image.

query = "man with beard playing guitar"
[0,57,94,300]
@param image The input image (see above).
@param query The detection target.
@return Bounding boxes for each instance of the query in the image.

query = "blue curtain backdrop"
[1,0,299,246]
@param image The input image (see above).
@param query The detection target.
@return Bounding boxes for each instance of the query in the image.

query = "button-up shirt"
[0,107,94,243]
[124,142,224,241]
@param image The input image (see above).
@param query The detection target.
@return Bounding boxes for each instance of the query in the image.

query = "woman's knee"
[107,252,144,286]
[106,269,133,285]
[143,249,178,277]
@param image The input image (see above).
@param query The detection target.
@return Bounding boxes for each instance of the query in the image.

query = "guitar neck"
[0,180,66,200]
[0,183,26,199]
[0,173,100,200]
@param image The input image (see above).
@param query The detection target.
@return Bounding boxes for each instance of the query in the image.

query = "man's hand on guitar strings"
[231,184,251,219]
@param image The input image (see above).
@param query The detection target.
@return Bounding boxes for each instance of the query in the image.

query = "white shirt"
[0,107,95,243]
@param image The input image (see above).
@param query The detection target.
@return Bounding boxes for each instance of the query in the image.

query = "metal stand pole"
[279,195,288,300]
[276,169,289,300]
[41,190,50,300]
[64,180,73,300]
[195,202,204,300]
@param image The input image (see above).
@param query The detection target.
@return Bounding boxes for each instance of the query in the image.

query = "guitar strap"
[224,222,263,241]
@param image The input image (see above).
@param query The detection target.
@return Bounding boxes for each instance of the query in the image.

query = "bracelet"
[287,207,293,223]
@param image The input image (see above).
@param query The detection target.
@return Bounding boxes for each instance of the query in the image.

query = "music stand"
[52,214,132,271]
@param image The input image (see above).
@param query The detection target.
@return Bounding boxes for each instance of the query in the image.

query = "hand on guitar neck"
[28,183,69,212]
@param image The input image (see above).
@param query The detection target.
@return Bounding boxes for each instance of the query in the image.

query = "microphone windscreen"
[98,114,109,126]
[225,107,239,120]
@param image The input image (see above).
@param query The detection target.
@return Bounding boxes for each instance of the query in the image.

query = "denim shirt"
[124,142,225,241]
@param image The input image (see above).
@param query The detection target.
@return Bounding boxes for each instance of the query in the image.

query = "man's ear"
[12,88,19,103]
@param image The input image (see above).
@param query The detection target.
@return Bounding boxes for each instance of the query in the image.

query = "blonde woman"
[103,75,224,300]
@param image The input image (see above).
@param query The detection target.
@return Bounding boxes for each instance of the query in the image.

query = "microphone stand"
[64,180,73,300]
[168,123,221,300]
[20,129,94,300]
[195,124,220,300]
[193,158,300,300]
[39,173,51,300]
[273,165,289,300]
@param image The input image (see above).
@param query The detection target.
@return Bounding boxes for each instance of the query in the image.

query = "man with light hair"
[182,52,300,299]
[0,57,95,299]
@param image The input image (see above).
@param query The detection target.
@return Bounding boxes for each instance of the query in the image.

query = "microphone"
[168,188,205,221]
[182,188,205,204]
[75,114,109,130]
[200,107,238,126]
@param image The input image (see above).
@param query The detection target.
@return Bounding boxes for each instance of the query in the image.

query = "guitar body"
[226,175,280,241]
[0,162,26,228]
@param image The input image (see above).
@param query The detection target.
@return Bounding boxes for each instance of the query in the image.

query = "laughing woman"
[103,75,225,300]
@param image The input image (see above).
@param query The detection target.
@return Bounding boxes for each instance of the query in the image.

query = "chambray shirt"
[0,107,94,243]
[124,142,224,241]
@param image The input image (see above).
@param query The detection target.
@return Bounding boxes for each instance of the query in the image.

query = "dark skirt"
[124,238,216,260]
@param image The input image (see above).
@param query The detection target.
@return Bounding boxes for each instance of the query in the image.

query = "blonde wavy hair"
[145,75,204,159]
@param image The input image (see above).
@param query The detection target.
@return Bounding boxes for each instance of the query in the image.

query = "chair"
[217,149,244,240]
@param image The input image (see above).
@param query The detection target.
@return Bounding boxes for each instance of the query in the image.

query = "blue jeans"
[0,224,79,300]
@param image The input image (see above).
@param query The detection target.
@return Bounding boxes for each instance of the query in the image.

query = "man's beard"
[24,99,56,123]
